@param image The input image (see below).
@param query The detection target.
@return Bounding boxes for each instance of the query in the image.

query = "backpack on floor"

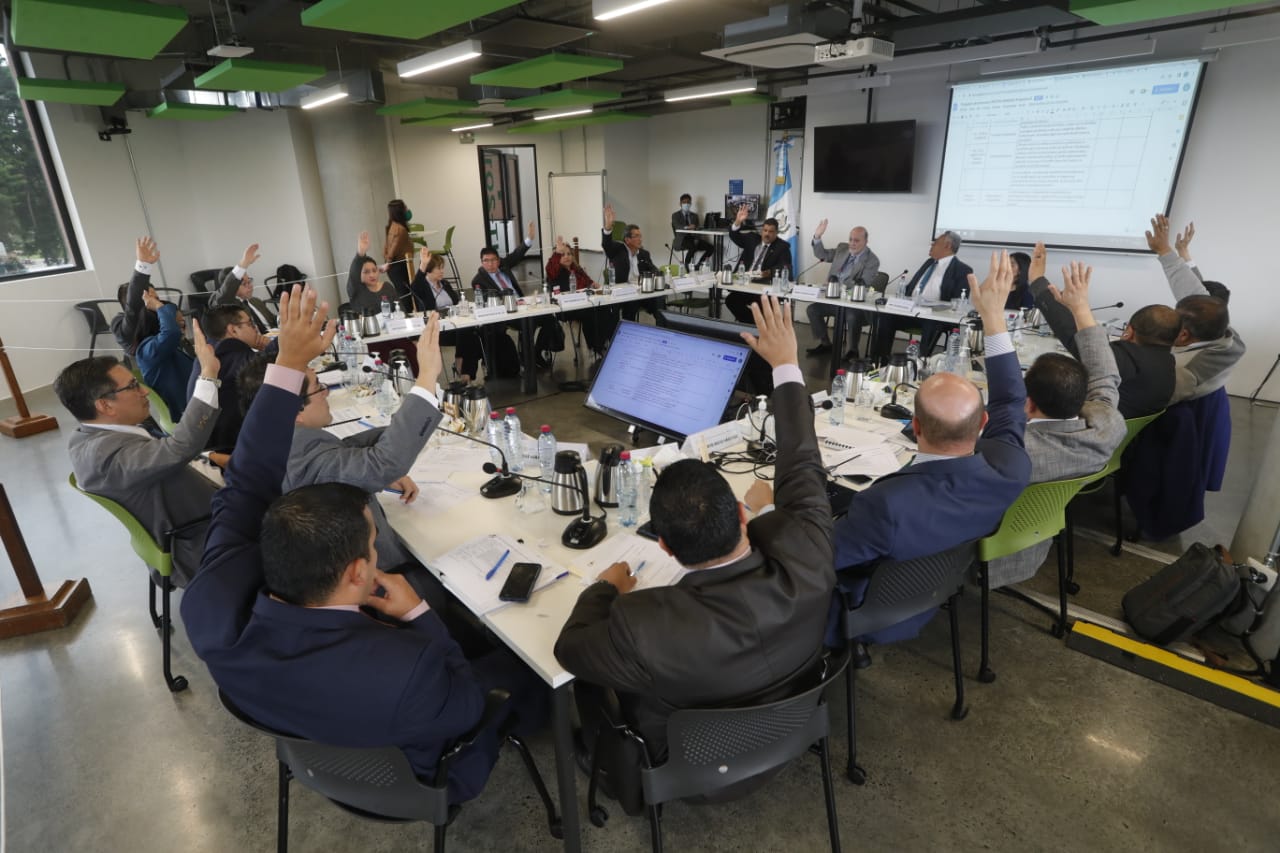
[487,333,521,378]
[1122,542,1240,646]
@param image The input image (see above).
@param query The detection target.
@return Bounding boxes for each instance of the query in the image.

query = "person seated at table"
[135,288,195,420]
[726,204,792,323]
[347,230,408,316]
[181,290,548,806]
[805,220,880,359]
[547,236,616,359]
[1027,241,1177,418]
[986,260,1126,588]
[827,252,1030,648]
[186,304,274,452]
[600,205,659,287]
[215,242,276,333]
[868,231,972,364]
[57,318,222,588]
[556,295,834,806]
[110,237,162,357]
[469,222,536,301]
[410,248,480,383]
[671,193,713,269]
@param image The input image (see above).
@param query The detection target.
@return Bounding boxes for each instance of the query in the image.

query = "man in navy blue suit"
[869,231,974,364]
[182,288,545,804]
[827,251,1031,646]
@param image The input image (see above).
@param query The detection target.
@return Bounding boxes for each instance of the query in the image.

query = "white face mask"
[680,203,691,213]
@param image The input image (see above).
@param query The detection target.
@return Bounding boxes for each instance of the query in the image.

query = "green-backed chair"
[974,473,1098,682]
[68,473,204,693]
[130,368,176,435]
[661,263,711,314]
[434,225,461,286]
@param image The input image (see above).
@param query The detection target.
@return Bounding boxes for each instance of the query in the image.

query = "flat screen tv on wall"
[813,119,916,193]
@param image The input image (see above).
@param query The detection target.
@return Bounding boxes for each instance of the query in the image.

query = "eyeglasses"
[99,378,142,399]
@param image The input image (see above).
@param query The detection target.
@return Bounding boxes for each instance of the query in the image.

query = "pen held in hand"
[630,560,647,577]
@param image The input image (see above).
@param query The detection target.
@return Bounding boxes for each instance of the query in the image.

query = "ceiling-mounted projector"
[814,37,894,66]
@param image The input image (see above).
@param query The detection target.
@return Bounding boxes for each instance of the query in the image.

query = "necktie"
[751,244,765,272]
[838,251,858,279]
[914,260,936,297]
[493,271,511,292]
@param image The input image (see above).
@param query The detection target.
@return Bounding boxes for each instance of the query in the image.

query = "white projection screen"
[934,58,1206,252]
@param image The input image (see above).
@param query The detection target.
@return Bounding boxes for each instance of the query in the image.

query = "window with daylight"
[0,45,83,281]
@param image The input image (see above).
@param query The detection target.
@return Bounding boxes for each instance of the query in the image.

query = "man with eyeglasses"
[187,304,276,452]
[215,242,277,333]
[56,321,223,587]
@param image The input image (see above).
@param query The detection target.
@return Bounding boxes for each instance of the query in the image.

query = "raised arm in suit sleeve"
[294,393,442,493]
[555,582,656,695]
[1159,251,1209,301]
[1073,324,1121,410]
[1029,276,1082,355]
[113,265,153,350]
[138,303,185,362]
[979,336,1028,450]
[87,397,218,489]
[346,254,364,302]
[729,226,759,255]
[748,378,831,558]
[503,239,530,269]
[811,237,837,264]
[215,267,243,305]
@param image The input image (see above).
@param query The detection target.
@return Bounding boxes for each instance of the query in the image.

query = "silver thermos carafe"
[551,450,588,515]
[593,444,623,507]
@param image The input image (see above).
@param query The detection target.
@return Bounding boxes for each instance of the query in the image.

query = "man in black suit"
[602,205,661,321]
[726,204,793,322]
[469,221,535,300]
[1026,241,1177,418]
[556,295,834,799]
[186,304,275,452]
[869,231,972,363]
[670,193,713,269]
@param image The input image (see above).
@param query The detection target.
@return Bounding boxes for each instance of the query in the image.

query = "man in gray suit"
[215,242,277,333]
[805,220,880,358]
[987,261,1126,587]
[56,319,222,587]
[237,328,444,571]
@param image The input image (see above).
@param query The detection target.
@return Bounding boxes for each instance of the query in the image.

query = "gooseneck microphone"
[1089,301,1125,311]
[442,429,522,498]
[875,269,911,305]
[480,461,608,549]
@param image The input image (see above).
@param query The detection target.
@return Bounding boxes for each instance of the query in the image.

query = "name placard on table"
[384,316,425,334]
[473,304,510,320]
[790,285,824,300]
[671,276,700,292]
[609,284,637,299]
[884,296,919,312]
[554,291,592,308]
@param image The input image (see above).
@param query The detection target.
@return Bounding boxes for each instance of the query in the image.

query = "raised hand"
[1048,261,1095,328]
[1144,213,1172,255]
[1175,221,1195,261]
[414,312,443,390]
[603,205,616,230]
[741,294,798,369]
[419,246,432,268]
[969,250,1014,335]
[1028,240,1047,282]
[744,480,774,514]
[143,289,162,312]
[734,204,750,226]
[136,237,160,264]
[191,318,220,379]
[238,242,261,269]
[357,230,371,256]
[527,221,536,241]
[813,219,828,240]
[275,285,336,372]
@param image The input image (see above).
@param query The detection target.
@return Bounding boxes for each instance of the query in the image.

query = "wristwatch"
[197,375,222,388]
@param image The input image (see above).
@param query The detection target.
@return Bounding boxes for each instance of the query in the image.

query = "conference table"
[673,227,734,270]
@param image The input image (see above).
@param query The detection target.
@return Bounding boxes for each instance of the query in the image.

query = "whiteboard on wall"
[549,171,606,251]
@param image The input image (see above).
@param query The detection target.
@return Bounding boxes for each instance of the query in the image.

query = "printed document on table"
[429,534,560,615]
[577,533,687,591]
[814,424,886,471]
[400,480,476,515]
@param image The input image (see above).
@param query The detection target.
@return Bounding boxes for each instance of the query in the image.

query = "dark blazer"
[670,209,699,251]
[215,268,278,332]
[181,372,496,804]
[828,346,1031,644]
[470,241,532,299]
[1030,277,1175,418]
[601,230,658,284]
[409,270,460,313]
[729,227,792,274]
[186,336,277,452]
[110,266,160,355]
[904,256,973,302]
[555,379,835,759]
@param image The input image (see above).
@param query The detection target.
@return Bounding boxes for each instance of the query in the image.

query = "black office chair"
[586,650,847,853]
[220,688,561,853]
[185,291,215,319]
[154,286,185,310]
[189,267,221,293]
[837,540,976,784]
[74,299,121,356]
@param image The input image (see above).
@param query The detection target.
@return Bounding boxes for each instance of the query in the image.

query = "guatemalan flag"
[768,136,798,270]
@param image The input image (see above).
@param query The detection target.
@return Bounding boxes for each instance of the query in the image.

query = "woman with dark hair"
[410,247,480,382]
[1007,251,1034,310]
[383,199,413,299]
[347,230,404,315]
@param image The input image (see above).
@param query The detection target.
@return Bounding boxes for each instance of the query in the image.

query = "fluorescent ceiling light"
[397,39,482,79]
[978,36,1156,76]
[885,36,1041,74]
[301,83,348,110]
[664,78,758,103]
[534,107,593,121]
[780,74,889,98]
[452,121,493,132]
[593,0,675,22]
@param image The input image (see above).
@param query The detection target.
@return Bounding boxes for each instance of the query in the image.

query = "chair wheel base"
[549,819,563,840]
[1110,543,1123,557]
[1050,622,1066,639]
[590,806,609,827]
[1065,581,1080,595]
[167,675,189,693]
[846,764,867,785]
[978,667,997,684]
[950,705,969,721]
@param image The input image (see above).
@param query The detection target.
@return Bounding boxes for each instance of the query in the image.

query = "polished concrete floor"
[1,325,1278,853]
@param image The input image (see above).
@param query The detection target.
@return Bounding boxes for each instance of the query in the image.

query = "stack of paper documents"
[429,534,562,614]
[576,533,687,592]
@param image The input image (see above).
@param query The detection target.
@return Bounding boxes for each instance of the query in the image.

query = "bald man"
[824,252,1032,646]
[806,220,880,358]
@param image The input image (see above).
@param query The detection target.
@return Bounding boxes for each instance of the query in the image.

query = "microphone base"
[562,517,608,550]
[480,474,522,499]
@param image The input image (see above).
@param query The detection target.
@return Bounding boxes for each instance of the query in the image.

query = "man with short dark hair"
[182,291,546,805]
[828,252,1030,644]
[670,193,713,269]
[556,295,834,775]
[725,203,793,323]
[1028,241,1177,418]
[57,320,221,587]
[470,221,535,301]
[601,205,659,285]
[214,242,276,333]
[110,237,162,356]
[186,303,272,451]
[869,230,973,363]
[805,219,880,358]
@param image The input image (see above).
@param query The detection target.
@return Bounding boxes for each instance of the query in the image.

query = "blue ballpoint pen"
[631,560,647,576]
[485,549,510,581]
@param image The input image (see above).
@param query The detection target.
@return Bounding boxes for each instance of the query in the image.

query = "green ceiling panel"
[401,114,492,128]
[1070,0,1246,26]
[146,102,239,121]
[505,88,622,110]
[378,98,480,119]
[195,59,326,92]
[301,0,523,39]
[16,77,126,106]
[508,111,646,135]
[10,0,188,60]
[471,54,624,89]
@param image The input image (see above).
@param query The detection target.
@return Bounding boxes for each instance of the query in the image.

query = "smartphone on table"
[499,562,542,603]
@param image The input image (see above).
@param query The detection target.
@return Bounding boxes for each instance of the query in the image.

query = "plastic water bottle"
[637,457,655,523]
[368,358,385,390]
[485,411,505,468]
[537,425,556,493]
[375,378,398,418]
[617,450,638,527]
[380,296,392,329]
[905,339,920,376]
[503,407,523,472]
[829,369,847,425]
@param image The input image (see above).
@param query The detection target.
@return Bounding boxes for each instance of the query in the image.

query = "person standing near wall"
[384,199,414,301]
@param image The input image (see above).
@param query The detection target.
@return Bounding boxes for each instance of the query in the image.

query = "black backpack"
[487,333,521,378]
[1122,543,1240,646]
